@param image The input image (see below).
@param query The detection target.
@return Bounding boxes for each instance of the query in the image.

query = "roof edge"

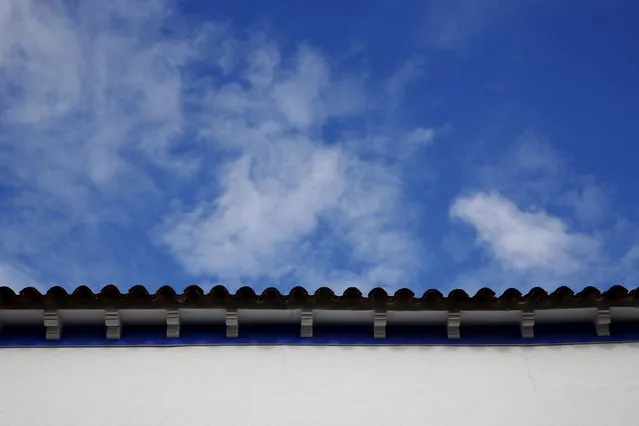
[0,284,636,310]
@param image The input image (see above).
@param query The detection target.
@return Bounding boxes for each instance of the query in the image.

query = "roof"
[1,283,638,310]
[0,284,638,347]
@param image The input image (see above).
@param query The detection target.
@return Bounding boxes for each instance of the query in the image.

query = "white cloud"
[0,0,221,288]
[448,133,639,292]
[451,192,601,274]
[157,42,427,291]
[0,0,431,291]
[0,0,206,234]
[271,48,330,129]
[159,146,347,279]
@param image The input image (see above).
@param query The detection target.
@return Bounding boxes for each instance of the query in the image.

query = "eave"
[1,284,638,346]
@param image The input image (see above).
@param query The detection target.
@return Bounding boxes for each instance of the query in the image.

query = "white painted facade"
[0,344,636,425]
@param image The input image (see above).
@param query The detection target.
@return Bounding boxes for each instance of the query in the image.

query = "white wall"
[0,344,636,426]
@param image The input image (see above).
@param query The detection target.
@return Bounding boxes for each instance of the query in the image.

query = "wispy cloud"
[451,191,601,274]
[5,0,630,296]
[420,0,516,51]
[156,41,430,292]
[449,134,639,292]
[476,133,614,228]
[0,0,211,288]
[0,0,433,292]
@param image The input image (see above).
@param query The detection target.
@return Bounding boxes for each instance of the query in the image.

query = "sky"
[1,0,638,295]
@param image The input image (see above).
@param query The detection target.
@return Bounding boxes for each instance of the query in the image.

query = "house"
[0,284,637,425]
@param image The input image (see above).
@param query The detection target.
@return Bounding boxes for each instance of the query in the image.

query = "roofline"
[1,284,637,311]
[2,284,637,346]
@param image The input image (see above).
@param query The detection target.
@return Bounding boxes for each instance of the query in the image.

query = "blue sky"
[1,0,638,295]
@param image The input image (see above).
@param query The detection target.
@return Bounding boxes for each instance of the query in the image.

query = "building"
[0,284,638,425]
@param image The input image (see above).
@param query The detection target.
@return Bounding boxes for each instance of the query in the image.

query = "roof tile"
[0,284,637,310]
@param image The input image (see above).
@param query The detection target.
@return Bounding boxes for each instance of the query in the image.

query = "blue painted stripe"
[1,322,639,347]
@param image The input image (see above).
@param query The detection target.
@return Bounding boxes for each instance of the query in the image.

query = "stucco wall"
[0,344,636,425]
